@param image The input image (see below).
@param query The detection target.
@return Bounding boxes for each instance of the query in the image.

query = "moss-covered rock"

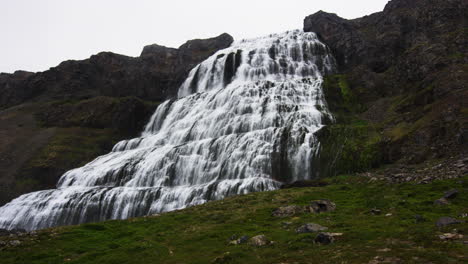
[314,75,382,177]
[314,120,382,177]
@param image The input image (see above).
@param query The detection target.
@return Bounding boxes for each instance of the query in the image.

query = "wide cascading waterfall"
[0,30,335,231]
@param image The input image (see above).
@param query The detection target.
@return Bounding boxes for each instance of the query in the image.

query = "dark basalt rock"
[0,228,26,237]
[296,223,328,233]
[434,198,450,206]
[272,205,305,217]
[308,200,336,213]
[0,33,234,110]
[304,0,467,75]
[305,0,467,168]
[314,232,334,245]
[443,189,459,199]
[435,217,463,228]
[249,235,271,247]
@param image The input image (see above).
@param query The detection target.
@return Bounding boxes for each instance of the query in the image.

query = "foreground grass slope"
[1,176,467,264]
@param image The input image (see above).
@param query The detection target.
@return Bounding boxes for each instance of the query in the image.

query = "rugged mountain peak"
[179,33,233,51]
[304,0,467,171]
[140,44,178,58]
[303,10,363,70]
[139,33,233,59]
[304,0,467,72]
[0,33,234,110]
[383,0,423,11]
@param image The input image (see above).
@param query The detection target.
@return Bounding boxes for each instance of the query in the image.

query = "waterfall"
[0,30,335,231]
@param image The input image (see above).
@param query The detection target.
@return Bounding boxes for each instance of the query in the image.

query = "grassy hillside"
[1,175,466,264]
[0,97,158,206]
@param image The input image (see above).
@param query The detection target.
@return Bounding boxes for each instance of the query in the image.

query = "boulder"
[439,233,463,240]
[296,223,328,233]
[8,240,21,246]
[272,205,304,217]
[308,200,336,213]
[443,189,459,199]
[370,209,382,215]
[249,235,271,247]
[436,217,463,228]
[314,232,334,245]
[229,235,249,245]
[434,198,450,206]
[414,214,426,223]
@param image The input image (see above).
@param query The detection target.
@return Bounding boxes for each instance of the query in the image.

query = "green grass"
[318,74,383,176]
[315,118,382,176]
[1,176,467,264]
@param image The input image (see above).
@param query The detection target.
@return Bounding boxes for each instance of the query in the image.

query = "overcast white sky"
[0,0,389,73]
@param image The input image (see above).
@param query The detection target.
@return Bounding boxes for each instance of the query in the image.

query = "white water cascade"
[0,30,335,231]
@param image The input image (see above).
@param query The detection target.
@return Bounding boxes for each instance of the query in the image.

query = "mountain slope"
[305,0,467,177]
[0,34,233,205]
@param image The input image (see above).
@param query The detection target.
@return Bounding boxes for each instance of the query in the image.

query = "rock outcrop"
[305,0,467,174]
[0,33,233,110]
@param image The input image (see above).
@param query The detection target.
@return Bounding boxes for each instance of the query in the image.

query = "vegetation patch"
[15,127,123,191]
[1,176,466,263]
[317,75,382,176]
[314,119,382,176]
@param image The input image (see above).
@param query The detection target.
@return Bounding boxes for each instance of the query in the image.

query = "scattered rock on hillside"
[443,189,459,199]
[296,223,328,233]
[436,217,463,228]
[361,157,467,185]
[369,256,402,264]
[8,240,21,246]
[439,233,463,240]
[272,205,304,217]
[414,214,426,223]
[308,200,336,213]
[370,209,382,215]
[249,235,271,247]
[229,235,249,245]
[433,189,459,206]
[0,228,26,237]
[314,232,334,245]
[434,198,450,206]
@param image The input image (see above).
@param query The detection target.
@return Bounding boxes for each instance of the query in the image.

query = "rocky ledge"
[0,33,233,110]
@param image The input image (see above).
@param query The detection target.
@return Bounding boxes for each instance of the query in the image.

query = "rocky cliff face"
[0,33,233,205]
[305,0,467,175]
[0,33,233,110]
